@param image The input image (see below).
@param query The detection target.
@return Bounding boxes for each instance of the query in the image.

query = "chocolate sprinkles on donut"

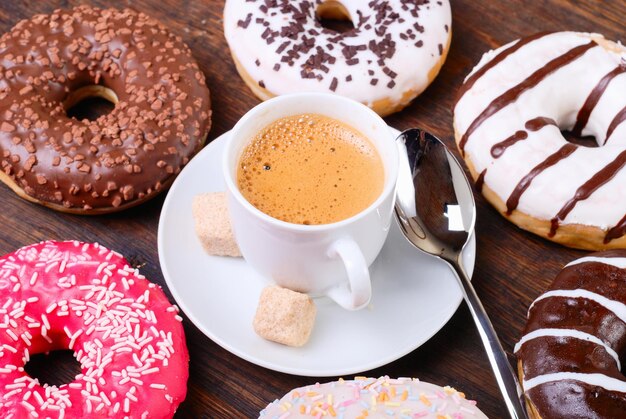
[0,6,211,213]
[224,0,451,116]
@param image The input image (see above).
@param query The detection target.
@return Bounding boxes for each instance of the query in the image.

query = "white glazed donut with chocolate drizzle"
[453,32,626,250]
[515,251,626,418]
[224,0,451,116]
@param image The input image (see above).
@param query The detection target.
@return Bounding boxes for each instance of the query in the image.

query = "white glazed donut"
[453,31,626,250]
[224,0,451,116]
[259,376,488,418]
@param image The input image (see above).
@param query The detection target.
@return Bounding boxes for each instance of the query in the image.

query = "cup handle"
[326,238,371,310]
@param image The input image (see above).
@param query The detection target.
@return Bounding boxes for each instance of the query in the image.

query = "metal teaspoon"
[393,128,528,419]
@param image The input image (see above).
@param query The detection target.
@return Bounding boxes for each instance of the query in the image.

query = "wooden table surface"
[0,0,624,417]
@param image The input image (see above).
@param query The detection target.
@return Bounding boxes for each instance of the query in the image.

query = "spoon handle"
[447,257,528,419]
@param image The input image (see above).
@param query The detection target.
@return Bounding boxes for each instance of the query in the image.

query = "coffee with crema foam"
[237,113,384,225]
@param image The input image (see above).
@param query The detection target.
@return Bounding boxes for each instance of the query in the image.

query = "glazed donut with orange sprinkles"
[224,0,451,116]
[0,241,188,418]
[0,6,211,214]
[260,376,488,418]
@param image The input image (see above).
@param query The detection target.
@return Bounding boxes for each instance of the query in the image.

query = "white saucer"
[158,128,475,377]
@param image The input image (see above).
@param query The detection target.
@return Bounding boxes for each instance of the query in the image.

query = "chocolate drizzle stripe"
[523,372,626,393]
[506,144,577,215]
[490,131,527,158]
[525,116,558,131]
[572,65,626,137]
[514,328,621,368]
[459,41,597,154]
[456,32,552,102]
[605,213,626,244]
[475,169,487,192]
[550,149,626,236]
[491,117,557,158]
[605,105,626,145]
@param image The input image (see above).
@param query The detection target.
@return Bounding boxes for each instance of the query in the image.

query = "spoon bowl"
[395,128,475,256]
[394,128,528,419]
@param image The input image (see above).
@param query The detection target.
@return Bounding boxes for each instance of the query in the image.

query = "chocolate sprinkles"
[0,6,211,212]
[232,0,442,91]
[329,77,338,92]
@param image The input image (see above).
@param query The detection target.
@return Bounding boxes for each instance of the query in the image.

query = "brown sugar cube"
[192,192,241,257]
[253,286,317,347]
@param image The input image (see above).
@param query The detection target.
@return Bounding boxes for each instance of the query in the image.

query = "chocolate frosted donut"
[515,251,626,418]
[224,0,451,116]
[0,6,211,213]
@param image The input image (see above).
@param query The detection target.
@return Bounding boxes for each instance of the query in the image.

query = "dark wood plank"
[0,1,623,418]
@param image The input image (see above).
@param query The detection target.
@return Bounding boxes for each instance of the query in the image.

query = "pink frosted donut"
[0,241,188,418]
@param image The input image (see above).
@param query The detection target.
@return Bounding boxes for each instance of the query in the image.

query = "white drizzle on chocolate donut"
[566,255,626,268]
[224,0,451,115]
[516,251,626,418]
[514,328,621,369]
[523,372,626,393]
[454,32,626,248]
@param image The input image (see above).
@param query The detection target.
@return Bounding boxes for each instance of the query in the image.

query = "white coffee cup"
[223,93,398,310]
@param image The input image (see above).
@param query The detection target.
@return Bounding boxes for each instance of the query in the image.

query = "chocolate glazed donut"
[0,6,211,213]
[515,251,626,418]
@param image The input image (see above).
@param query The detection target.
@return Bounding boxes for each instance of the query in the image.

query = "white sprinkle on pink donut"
[0,241,188,418]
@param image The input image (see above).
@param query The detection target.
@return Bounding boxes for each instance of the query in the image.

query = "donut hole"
[24,349,81,387]
[561,130,600,148]
[64,85,118,122]
[316,1,355,33]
